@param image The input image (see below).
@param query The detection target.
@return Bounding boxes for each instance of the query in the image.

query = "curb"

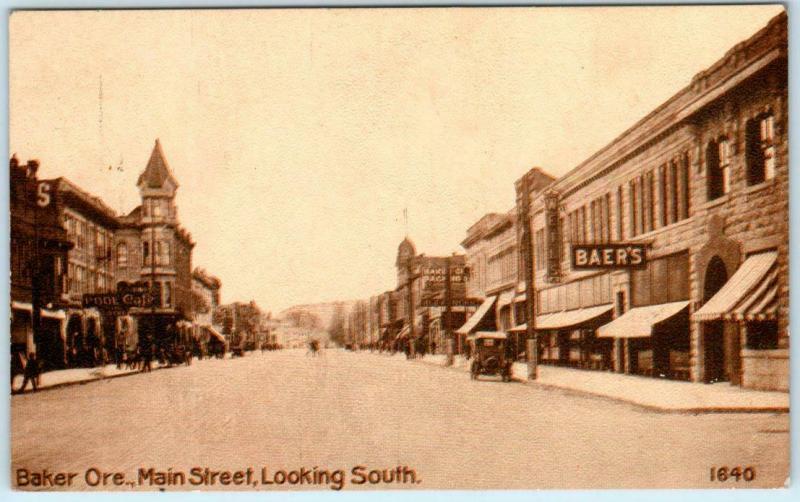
[10,363,176,396]
[410,355,789,415]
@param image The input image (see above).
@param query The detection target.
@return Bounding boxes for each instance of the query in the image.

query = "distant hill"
[279,300,358,329]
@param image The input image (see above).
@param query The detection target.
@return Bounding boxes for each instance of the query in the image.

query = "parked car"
[469,331,512,382]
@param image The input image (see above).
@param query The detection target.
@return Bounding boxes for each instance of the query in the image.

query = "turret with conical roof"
[138,139,179,224]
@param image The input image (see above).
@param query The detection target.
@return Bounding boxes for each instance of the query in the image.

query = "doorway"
[703,256,728,383]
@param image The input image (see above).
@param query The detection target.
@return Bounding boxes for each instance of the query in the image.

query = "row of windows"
[487,247,517,286]
[64,214,111,253]
[67,263,113,295]
[537,273,612,315]
[534,149,694,264]
[115,241,172,268]
[707,113,776,201]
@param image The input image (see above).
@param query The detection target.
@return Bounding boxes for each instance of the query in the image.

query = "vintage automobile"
[469,331,513,382]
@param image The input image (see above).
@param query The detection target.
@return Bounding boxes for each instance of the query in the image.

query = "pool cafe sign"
[571,243,649,270]
[420,297,483,307]
[82,281,157,311]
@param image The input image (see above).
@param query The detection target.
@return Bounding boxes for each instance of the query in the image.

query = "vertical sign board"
[544,191,561,283]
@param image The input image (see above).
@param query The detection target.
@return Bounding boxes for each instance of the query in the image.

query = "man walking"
[18,352,41,393]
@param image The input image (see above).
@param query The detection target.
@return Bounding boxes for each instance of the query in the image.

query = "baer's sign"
[571,243,648,270]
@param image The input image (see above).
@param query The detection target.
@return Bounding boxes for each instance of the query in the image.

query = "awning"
[455,296,497,335]
[514,293,527,303]
[496,290,516,309]
[598,301,689,338]
[693,251,778,322]
[41,309,66,320]
[11,301,33,312]
[204,326,226,344]
[508,323,527,333]
[396,325,410,340]
[535,304,613,330]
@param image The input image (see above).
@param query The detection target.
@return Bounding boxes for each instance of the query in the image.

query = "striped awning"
[598,301,689,339]
[456,296,497,335]
[693,251,779,322]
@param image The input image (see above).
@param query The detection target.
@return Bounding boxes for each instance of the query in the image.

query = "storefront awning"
[514,293,527,303]
[11,301,33,312]
[393,325,410,340]
[597,301,689,338]
[693,251,778,322]
[536,304,613,330]
[508,323,527,333]
[204,326,226,344]
[455,296,496,335]
[40,309,66,320]
[496,290,516,309]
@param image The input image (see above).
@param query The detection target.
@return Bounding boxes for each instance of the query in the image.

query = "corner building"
[519,13,787,391]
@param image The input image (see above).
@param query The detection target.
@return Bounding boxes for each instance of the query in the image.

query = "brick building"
[517,12,787,391]
[9,157,73,370]
[460,170,554,358]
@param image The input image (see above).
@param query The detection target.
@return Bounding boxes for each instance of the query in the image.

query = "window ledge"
[701,194,730,211]
[743,177,777,196]
[630,217,693,243]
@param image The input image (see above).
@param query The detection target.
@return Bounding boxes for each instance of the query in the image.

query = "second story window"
[746,113,776,185]
[117,242,128,268]
[706,138,730,201]
[142,242,150,266]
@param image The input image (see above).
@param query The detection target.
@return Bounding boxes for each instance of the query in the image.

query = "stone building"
[115,139,196,351]
[517,12,787,391]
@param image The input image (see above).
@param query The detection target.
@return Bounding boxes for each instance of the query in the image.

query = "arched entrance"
[703,257,728,383]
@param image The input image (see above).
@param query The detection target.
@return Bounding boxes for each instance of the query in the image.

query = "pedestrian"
[141,346,152,373]
[11,350,24,393]
[19,352,41,393]
[431,341,437,355]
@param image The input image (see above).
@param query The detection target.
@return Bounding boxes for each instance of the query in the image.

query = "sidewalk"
[11,362,165,394]
[413,353,789,413]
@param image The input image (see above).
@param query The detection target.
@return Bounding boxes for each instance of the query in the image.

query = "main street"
[12,350,789,490]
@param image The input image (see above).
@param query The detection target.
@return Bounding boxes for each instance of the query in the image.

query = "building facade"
[10,157,73,370]
[10,139,203,369]
[518,12,787,391]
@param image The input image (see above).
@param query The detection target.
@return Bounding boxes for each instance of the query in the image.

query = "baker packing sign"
[571,243,649,270]
[82,281,157,312]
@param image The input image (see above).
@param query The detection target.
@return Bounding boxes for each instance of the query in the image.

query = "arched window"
[116,242,128,267]
[746,113,776,185]
[706,138,730,201]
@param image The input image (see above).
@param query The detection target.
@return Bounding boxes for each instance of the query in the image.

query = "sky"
[9,5,785,313]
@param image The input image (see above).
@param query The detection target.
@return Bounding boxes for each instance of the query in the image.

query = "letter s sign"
[36,182,51,207]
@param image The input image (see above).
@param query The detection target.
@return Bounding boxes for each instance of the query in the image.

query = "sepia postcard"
[8,5,790,491]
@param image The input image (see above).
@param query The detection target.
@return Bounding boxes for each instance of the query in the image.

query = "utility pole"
[444,255,452,357]
[519,174,538,380]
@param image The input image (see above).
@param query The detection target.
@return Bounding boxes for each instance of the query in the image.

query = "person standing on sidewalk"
[141,345,152,373]
[18,352,41,393]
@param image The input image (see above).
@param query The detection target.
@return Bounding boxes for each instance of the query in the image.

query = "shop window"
[706,139,730,201]
[746,321,778,350]
[631,252,689,307]
[116,242,128,267]
[746,113,776,185]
